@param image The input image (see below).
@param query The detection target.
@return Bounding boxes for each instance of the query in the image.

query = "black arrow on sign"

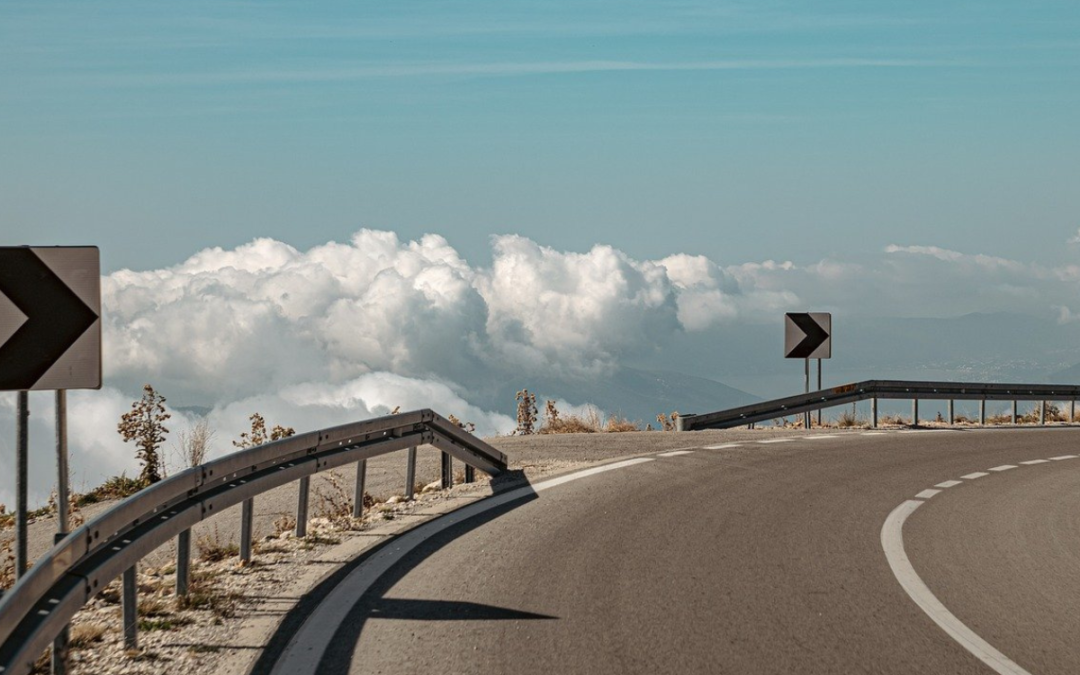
[786,313,829,358]
[0,249,99,390]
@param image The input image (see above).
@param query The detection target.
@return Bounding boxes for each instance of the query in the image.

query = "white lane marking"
[271,457,655,674]
[658,450,694,457]
[1020,459,1049,465]
[862,431,888,435]
[882,501,1034,675]
[961,472,989,480]
[989,465,1017,472]
[806,435,839,440]
[757,438,796,444]
[703,443,741,450]
[935,480,962,489]
[1049,454,1078,461]
[915,489,940,499]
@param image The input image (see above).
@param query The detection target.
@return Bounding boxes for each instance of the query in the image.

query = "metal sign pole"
[53,390,71,675]
[56,390,69,534]
[15,391,29,579]
[804,358,810,429]
[816,359,823,426]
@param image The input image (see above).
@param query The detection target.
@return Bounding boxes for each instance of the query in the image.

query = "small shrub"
[515,390,538,435]
[118,384,171,484]
[656,411,680,432]
[314,470,360,530]
[233,413,295,449]
[447,414,476,433]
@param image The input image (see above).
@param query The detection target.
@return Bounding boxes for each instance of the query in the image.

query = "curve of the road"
[258,428,1080,675]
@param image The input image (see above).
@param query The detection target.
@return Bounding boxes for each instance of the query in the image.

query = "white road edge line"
[961,472,989,480]
[935,480,962,489]
[988,465,1017,472]
[271,457,656,675]
[757,438,796,444]
[1020,459,1049,465]
[658,450,694,457]
[805,435,839,440]
[915,489,940,499]
[861,431,888,435]
[1049,454,1078,461]
[703,443,741,450]
[882,500,1034,675]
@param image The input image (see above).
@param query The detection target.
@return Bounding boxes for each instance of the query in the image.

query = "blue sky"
[2,1,1079,273]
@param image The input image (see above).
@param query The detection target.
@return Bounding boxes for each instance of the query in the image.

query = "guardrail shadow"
[249,469,552,675]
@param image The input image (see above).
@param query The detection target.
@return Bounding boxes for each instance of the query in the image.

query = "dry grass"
[604,416,639,432]
[314,470,363,530]
[196,526,239,563]
[836,410,866,428]
[69,622,108,650]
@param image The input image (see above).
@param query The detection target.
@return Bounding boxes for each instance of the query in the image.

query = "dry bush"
[234,413,295,449]
[118,384,171,484]
[176,417,215,468]
[836,410,864,428]
[515,390,538,435]
[539,402,602,434]
[604,415,639,432]
[656,411,680,432]
[314,470,361,530]
[447,414,476,433]
[196,526,239,563]
[878,414,909,426]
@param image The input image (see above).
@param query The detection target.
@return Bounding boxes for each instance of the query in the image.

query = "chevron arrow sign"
[0,247,101,391]
[784,312,831,359]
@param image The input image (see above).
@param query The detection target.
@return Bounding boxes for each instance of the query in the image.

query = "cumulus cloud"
[6,229,1080,509]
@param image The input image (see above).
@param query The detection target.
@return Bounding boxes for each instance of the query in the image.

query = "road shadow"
[249,469,551,675]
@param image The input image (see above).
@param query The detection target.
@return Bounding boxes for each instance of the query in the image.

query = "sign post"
[784,312,832,429]
[1,246,100,674]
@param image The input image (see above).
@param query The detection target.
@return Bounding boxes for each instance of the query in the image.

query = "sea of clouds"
[2,229,1078,507]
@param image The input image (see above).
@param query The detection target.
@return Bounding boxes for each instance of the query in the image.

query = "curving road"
[262,428,1080,675]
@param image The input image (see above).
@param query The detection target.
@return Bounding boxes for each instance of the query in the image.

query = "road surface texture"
[257,427,1080,675]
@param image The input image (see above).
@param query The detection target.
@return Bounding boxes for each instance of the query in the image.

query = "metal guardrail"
[679,380,1080,431]
[0,409,506,675]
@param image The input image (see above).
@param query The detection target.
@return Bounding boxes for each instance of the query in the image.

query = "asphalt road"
[267,427,1080,674]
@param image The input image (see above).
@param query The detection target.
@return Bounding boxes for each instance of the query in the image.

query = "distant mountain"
[482,366,758,425]
[1048,363,1080,384]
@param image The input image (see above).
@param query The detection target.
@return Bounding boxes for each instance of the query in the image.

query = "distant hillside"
[484,367,758,425]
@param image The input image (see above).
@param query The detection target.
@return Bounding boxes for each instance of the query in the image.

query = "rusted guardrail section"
[679,380,1080,430]
[0,409,506,675]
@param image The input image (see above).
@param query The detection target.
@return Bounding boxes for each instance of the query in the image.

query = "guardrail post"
[1011,401,1017,425]
[1071,400,1076,423]
[176,529,191,597]
[405,447,417,500]
[353,460,367,518]
[240,498,254,563]
[912,399,918,427]
[1040,402,1046,425]
[296,477,310,538]
[947,400,954,425]
[871,398,878,428]
[979,399,986,425]
[441,452,452,489]
[123,565,138,650]
[465,465,476,483]
[52,533,69,675]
